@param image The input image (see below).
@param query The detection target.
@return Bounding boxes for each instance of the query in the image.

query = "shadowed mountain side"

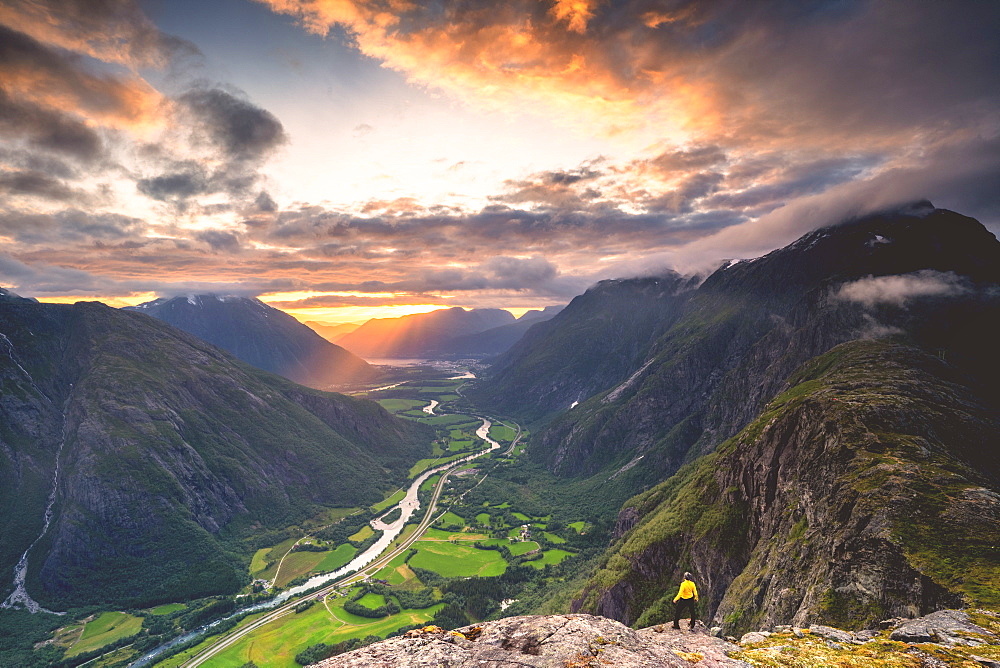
[0,298,431,609]
[574,339,1000,634]
[479,205,1000,488]
[337,307,515,359]
[469,274,700,422]
[125,295,377,389]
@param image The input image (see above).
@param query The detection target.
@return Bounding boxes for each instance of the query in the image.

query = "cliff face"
[575,339,1000,634]
[472,272,698,422]
[0,299,431,609]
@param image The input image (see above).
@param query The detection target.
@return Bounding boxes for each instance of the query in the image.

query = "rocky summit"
[311,614,751,667]
[311,609,1000,668]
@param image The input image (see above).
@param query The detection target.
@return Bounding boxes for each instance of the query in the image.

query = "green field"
[408,453,469,478]
[372,488,406,512]
[408,540,507,577]
[420,474,441,493]
[271,544,357,587]
[250,547,271,576]
[376,398,426,413]
[489,423,517,442]
[508,541,540,556]
[527,549,574,569]
[512,512,530,522]
[348,525,374,542]
[356,592,387,609]
[568,521,587,533]
[149,603,186,616]
[207,595,444,667]
[66,612,143,657]
[475,512,490,525]
[544,532,567,544]
[423,414,480,427]
[437,511,466,525]
[420,527,486,541]
[373,552,418,586]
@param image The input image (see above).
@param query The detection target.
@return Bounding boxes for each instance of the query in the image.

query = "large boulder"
[889,610,993,646]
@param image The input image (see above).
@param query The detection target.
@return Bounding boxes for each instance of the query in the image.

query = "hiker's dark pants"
[674,597,696,627]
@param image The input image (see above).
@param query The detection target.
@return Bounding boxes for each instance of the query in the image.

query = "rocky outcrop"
[575,339,1000,634]
[889,610,992,645]
[312,614,752,667]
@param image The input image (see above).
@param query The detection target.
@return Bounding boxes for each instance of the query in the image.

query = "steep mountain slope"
[431,305,564,357]
[575,339,1000,633]
[498,204,1000,486]
[0,298,431,609]
[126,295,376,389]
[471,273,699,421]
[336,307,515,359]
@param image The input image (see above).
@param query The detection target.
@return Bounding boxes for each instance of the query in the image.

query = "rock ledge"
[312,614,751,667]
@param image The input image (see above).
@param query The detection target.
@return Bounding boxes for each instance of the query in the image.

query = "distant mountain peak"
[125,294,376,388]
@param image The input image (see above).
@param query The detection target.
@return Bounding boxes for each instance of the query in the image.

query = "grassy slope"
[66,612,143,657]
[579,339,1000,631]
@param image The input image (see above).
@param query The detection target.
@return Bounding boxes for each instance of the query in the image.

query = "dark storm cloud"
[0,170,87,203]
[0,88,103,162]
[0,148,78,180]
[0,23,164,128]
[645,172,726,214]
[1,0,199,68]
[706,155,881,210]
[0,209,148,245]
[136,166,209,202]
[196,229,243,252]
[179,88,288,162]
[133,87,289,208]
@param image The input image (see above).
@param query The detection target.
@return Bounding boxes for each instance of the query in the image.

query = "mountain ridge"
[478,205,1000,491]
[125,295,376,389]
[336,307,516,359]
[0,298,431,609]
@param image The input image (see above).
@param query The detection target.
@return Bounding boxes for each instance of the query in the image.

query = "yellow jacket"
[673,579,698,602]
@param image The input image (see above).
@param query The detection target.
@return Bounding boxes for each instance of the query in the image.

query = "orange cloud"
[0,0,186,69]
[549,0,601,33]
[254,0,704,142]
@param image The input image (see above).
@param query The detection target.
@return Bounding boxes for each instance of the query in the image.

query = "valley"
[2,206,1000,668]
[24,371,590,668]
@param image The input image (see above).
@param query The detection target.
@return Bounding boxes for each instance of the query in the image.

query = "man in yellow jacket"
[672,571,698,630]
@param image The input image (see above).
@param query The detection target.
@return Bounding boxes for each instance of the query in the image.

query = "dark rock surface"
[313,614,752,668]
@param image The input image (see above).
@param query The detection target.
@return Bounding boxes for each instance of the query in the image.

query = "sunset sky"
[1,0,998,324]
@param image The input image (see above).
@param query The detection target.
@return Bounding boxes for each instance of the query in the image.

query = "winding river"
[130,418,500,667]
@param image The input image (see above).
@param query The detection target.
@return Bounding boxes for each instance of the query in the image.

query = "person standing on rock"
[672,572,699,630]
